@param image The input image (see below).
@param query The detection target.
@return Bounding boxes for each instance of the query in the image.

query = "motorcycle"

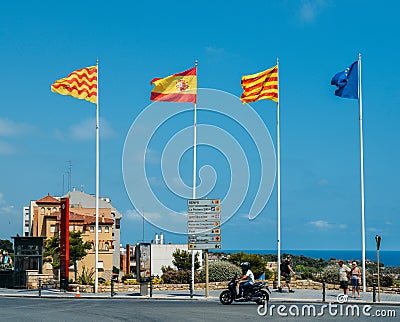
[219,272,270,305]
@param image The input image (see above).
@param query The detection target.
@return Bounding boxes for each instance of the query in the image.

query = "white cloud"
[56,117,115,141]
[317,179,329,186]
[145,148,160,164]
[124,209,162,222]
[0,118,36,155]
[0,193,15,216]
[205,46,225,55]
[0,141,18,155]
[147,176,163,187]
[71,117,115,140]
[309,220,330,228]
[124,208,187,234]
[0,118,35,137]
[308,220,346,230]
[299,0,331,23]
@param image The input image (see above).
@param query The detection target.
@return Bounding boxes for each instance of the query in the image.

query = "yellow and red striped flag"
[51,66,98,104]
[240,65,278,103]
[151,67,197,103]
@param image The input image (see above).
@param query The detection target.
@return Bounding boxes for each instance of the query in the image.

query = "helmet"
[240,262,250,270]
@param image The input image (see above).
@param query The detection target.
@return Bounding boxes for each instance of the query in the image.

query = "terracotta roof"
[36,194,60,205]
[44,211,113,225]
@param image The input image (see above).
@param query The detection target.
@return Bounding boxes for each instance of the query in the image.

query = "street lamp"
[375,235,381,302]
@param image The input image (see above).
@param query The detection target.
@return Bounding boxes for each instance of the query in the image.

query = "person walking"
[338,260,351,295]
[350,261,361,298]
[280,256,296,293]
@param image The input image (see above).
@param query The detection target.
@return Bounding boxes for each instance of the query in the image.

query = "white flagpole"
[191,60,198,298]
[276,58,281,289]
[95,59,100,293]
[358,53,366,292]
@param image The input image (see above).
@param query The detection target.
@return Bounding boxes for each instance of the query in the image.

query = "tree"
[172,249,200,271]
[228,252,266,279]
[0,239,13,253]
[43,231,92,282]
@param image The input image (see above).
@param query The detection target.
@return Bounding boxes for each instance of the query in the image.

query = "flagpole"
[276,58,281,289]
[358,53,366,292]
[191,60,198,298]
[95,59,100,293]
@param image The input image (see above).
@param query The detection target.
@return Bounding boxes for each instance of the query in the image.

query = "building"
[121,233,202,278]
[24,190,123,281]
[64,190,122,272]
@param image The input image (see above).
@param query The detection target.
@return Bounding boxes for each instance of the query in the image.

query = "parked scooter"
[219,272,270,305]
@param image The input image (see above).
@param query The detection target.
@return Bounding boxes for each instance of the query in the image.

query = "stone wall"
[68,279,400,294]
[26,271,58,289]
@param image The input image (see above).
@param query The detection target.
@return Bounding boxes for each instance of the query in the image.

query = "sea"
[212,250,400,268]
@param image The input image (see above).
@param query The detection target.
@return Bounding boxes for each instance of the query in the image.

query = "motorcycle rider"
[237,262,254,299]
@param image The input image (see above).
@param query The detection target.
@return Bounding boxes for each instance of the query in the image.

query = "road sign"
[188,235,221,243]
[188,205,221,213]
[188,243,222,250]
[187,199,220,206]
[187,198,221,250]
[187,221,220,229]
[188,228,221,235]
[188,213,221,221]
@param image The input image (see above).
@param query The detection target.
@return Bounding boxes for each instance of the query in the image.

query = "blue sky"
[1,0,399,253]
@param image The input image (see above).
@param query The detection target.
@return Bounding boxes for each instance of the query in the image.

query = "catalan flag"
[151,67,197,103]
[241,65,278,103]
[51,66,98,104]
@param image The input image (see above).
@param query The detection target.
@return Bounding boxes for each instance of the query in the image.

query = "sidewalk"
[0,287,399,305]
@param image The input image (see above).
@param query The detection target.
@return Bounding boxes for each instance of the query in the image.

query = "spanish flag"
[51,66,97,104]
[241,65,278,103]
[151,67,197,103]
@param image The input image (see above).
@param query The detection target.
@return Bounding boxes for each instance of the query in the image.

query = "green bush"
[77,265,94,285]
[161,269,200,284]
[121,274,134,282]
[227,252,266,279]
[379,274,394,287]
[199,261,240,283]
[319,264,339,284]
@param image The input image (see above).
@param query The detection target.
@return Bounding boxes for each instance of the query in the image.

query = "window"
[105,226,109,233]
[69,225,74,231]
[105,242,109,251]
[98,226,102,232]
[41,207,45,214]
[52,207,57,213]
[115,219,120,229]
[50,225,57,233]
[90,226,94,233]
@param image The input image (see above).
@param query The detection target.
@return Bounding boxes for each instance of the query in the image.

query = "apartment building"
[24,190,122,281]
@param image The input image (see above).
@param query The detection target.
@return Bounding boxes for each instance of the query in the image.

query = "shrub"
[199,261,240,283]
[227,252,266,279]
[123,279,139,285]
[161,269,200,284]
[77,265,94,285]
[379,274,394,287]
[319,264,339,284]
[152,277,164,284]
[121,274,134,282]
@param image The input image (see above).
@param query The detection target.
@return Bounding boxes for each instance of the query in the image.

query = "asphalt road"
[0,297,398,321]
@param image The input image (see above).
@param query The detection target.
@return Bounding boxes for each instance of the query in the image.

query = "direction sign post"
[187,199,221,298]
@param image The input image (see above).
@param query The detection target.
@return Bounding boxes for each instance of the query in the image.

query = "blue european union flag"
[331,61,358,99]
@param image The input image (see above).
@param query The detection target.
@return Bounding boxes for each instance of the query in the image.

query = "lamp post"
[375,235,381,302]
